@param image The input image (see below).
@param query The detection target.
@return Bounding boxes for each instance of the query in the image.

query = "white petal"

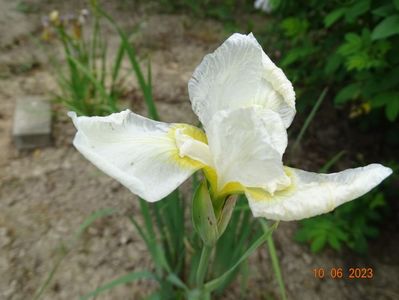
[69,110,208,202]
[247,164,392,221]
[188,32,295,128]
[254,0,272,13]
[206,107,290,194]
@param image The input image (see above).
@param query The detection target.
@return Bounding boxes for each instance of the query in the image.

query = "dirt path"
[0,1,398,299]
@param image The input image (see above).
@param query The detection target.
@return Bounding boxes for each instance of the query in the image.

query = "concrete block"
[12,96,52,149]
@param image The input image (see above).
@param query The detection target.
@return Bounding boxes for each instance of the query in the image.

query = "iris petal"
[188,33,296,129]
[246,164,392,221]
[69,110,209,202]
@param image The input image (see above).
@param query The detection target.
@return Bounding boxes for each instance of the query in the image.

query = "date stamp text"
[312,267,373,279]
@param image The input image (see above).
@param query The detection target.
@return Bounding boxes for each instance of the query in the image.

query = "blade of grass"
[292,87,328,153]
[319,150,346,173]
[260,219,287,300]
[95,5,160,120]
[110,42,125,95]
[80,271,157,300]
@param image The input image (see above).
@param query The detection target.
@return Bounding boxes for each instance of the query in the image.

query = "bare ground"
[0,1,398,299]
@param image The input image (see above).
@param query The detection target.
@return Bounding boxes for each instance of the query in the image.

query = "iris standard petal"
[246,164,392,221]
[206,107,290,196]
[188,32,295,128]
[69,110,209,202]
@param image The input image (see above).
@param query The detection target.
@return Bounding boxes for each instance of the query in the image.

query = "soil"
[0,1,398,300]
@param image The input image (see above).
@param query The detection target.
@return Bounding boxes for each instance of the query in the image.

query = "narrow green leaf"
[166,273,189,292]
[319,151,346,173]
[80,271,157,300]
[372,15,399,40]
[110,42,125,93]
[75,208,115,239]
[292,88,328,152]
[204,221,279,292]
[260,220,287,300]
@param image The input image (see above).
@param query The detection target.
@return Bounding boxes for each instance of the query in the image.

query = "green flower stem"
[196,245,213,288]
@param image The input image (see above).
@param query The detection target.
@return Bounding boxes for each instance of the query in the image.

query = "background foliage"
[257,0,398,254]
[264,0,399,124]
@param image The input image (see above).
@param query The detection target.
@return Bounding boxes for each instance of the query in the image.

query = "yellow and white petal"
[68,110,210,202]
[206,107,290,196]
[246,164,392,221]
[188,32,295,128]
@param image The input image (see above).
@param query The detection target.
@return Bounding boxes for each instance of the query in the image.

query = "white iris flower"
[69,33,392,221]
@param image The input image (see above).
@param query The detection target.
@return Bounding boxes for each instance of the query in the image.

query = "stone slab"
[12,96,52,149]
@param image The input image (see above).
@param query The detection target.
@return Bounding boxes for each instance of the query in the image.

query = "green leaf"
[334,83,360,104]
[372,4,396,17]
[345,0,370,22]
[192,180,219,246]
[386,97,399,121]
[328,235,341,251]
[310,235,327,253]
[369,193,386,209]
[324,53,343,75]
[372,15,399,40]
[372,92,396,108]
[281,47,315,67]
[324,8,346,28]
[395,0,399,11]
[80,271,157,300]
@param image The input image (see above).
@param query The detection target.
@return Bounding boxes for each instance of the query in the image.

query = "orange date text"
[312,267,373,279]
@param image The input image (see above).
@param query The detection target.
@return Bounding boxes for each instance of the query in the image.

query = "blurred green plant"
[41,8,125,116]
[295,190,387,254]
[261,0,399,122]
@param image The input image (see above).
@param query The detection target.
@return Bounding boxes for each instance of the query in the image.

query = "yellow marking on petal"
[246,167,297,201]
[203,166,218,193]
[167,124,208,169]
[171,123,208,143]
[218,182,245,198]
